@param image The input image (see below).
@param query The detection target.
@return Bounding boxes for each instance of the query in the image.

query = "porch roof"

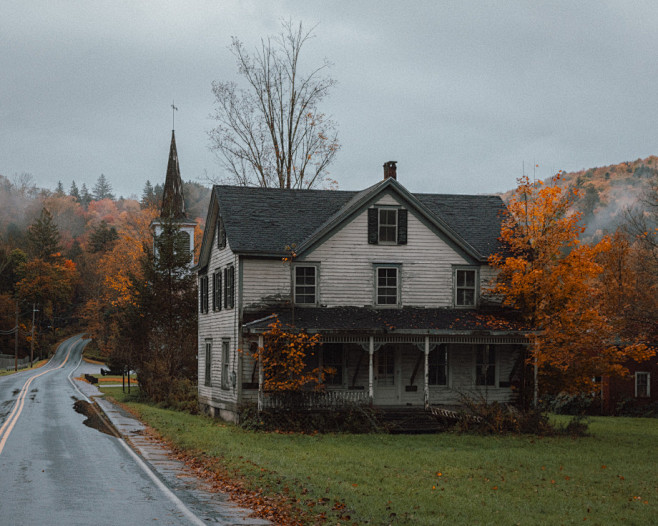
[242,306,532,336]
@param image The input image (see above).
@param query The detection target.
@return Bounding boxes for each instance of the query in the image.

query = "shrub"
[541,392,599,415]
[238,404,383,434]
[455,396,588,436]
[615,398,658,418]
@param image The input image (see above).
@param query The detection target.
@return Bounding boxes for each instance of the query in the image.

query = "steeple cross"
[171,101,178,130]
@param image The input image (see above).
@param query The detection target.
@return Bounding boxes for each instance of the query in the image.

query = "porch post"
[424,336,430,409]
[368,336,374,405]
[257,335,264,413]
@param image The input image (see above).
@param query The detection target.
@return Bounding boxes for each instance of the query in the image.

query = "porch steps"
[379,408,445,434]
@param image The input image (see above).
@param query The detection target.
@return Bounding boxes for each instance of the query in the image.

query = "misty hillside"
[501,155,658,239]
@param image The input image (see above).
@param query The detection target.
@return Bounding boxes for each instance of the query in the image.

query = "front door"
[375,345,400,405]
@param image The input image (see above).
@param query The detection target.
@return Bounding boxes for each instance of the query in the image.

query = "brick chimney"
[383,161,397,180]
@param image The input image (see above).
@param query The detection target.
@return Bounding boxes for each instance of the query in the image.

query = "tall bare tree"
[209,21,340,189]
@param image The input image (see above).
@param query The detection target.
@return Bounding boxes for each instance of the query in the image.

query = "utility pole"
[14,302,19,372]
[30,304,37,367]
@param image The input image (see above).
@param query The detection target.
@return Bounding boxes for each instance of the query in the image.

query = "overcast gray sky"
[2,1,656,198]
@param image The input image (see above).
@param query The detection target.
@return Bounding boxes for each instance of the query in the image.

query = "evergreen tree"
[55,181,65,196]
[0,248,27,294]
[27,208,62,260]
[154,183,164,204]
[69,181,81,201]
[67,239,83,262]
[93,174,115,200]
[129,220,197,404]
[80,183,92,208]
[88,221,119,253]
[141,180,158,209]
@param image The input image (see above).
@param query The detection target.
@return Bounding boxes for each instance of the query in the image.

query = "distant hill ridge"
[501,155,657,238]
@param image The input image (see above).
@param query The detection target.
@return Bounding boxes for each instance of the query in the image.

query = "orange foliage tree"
[252,318,327,392]
[80,206,157,358]
[489,175,653,400]
[15,256,78,351]
[597,230,658,344]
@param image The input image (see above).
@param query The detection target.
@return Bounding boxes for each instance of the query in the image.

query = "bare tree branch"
[208,20,340,189]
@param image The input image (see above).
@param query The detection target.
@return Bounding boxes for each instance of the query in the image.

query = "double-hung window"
[204,339,212,387]
[322,343,344,386]
[379,208,397,243]
[221,339,230,390]
[199,275,209,313]
[294,265,317,305]
[428,345,448,386]
[376,265,399,306]
[368,207,408,244]
[224,265,235,309]
[476,345,496,386]
[212,270,222,311]
[455,268,478,307]
[635,372,650,398]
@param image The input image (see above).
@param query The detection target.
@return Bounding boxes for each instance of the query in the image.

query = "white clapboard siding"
[305,195,469,307]
[242,258,290,309]
[198,236,240,409]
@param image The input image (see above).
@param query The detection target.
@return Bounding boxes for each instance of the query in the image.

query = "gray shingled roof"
[217,186,355,255]
[415,194,506,259]
[243,306,530,335]
[213,180,505,259]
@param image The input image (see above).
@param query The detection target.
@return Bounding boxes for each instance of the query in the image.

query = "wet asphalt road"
[0,335,263,526]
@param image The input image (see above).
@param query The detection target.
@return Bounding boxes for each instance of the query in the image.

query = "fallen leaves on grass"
[118,416,344,525]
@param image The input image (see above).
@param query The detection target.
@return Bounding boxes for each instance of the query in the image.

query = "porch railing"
[261,389,369,410]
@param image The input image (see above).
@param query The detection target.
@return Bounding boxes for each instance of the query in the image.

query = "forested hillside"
[0,173,209,361]
[501,155,658,239]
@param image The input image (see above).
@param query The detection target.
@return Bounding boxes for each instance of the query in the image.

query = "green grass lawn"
[102,387,658,525]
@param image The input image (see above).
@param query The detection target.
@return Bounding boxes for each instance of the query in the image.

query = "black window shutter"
[199,278,203,313]
[217,273,222,311]
[223,268,228,309]
[367,208,378,244]
[211,274,216,311]
[230,266,235,309]
[397,209,408,245]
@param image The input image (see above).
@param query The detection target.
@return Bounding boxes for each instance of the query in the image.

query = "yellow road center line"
[0,348,72,456]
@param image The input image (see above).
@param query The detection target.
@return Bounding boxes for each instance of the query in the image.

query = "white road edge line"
[68,338,207,526]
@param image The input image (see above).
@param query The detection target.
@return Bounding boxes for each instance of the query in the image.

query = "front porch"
[243,332,526,411]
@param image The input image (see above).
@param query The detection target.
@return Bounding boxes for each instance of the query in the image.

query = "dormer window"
[368,207,408,245]
[454,267,478,307]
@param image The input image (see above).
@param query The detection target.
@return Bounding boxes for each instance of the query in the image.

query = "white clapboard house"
[196,162,529,422]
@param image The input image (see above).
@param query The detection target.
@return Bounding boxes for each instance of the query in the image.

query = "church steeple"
[152,128,196,266]
[160,130,187,220]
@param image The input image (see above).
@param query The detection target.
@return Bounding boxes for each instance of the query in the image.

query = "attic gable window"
[217,217,226,249]
[368,207,408,245]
